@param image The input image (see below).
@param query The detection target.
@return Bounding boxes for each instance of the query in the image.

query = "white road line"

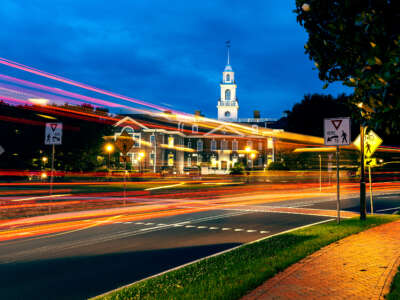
[376,206,400,212]
[144,223,154,225]
[185,225,195,228]
[209,227,219,230]
[135,222,144,225]
[145,183,185,191]
[246,230,256,233]
[173,224,183,227]
[158,223,166,226]
[260,230,269,234]
[123,222,132,224]
[222,228,231,231]
[197,226,207,229]
[234,228,243,232]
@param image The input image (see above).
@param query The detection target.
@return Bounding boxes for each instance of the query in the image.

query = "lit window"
[150,135,155,146]
[168,153,174,166]
[192,125,198,133]
[197,140,203,151]
[225,89,231,100]
[226,74,230,82]
[133,134,141,147]
[232,140,238,151]
[221,140,228,150]
[168,136,174,148]
[258,142,263,151]
[211,140,217,151]
[247,140,253,148]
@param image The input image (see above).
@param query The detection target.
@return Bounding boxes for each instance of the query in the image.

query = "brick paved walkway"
[242,219,400,300]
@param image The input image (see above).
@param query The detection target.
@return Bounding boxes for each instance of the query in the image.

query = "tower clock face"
[224,111,231,117]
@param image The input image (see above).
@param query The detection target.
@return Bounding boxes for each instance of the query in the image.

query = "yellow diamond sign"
[353,129,382,158]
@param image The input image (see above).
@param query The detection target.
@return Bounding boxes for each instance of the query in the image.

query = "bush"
[267,162,288,170]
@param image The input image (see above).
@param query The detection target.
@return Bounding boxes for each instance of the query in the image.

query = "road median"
[92,215,399,300]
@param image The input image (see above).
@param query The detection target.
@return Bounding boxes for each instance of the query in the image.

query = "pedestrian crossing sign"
[353,128,382,158]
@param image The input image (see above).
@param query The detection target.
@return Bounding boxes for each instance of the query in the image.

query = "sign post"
[45,123,62,212]
[354,130,382,216]
[324,117,351,224]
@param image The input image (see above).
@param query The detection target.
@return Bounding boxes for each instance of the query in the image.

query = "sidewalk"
[242,219,400,300]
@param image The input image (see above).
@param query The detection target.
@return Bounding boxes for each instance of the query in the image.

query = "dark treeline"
[0,101,113,171]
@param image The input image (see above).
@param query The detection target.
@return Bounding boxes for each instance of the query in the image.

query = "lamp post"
[138,151,145,173]
[105,143,114,172]
[42,156,48,171]
[318,154,322,192]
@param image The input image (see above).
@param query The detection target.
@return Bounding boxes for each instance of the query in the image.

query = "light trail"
[0,57,172,113]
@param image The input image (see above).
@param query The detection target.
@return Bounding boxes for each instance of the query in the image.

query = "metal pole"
[49,144,55,214]
[123,170,127,206]
[50,144,55,195]
[369,164,373,215]
[360,126,367,220]
[336,146,340,224]
[319,154,322,192]
[153,133,157,174]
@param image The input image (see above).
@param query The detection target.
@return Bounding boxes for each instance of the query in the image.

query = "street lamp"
[42,156,48,170]
[318,154,322,192]
[105,143,114,171]
[138,151,145,173]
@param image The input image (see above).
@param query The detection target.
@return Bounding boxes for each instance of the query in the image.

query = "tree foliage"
[0,102,113,172]
[282,93,354,137]
[295,0,400,134]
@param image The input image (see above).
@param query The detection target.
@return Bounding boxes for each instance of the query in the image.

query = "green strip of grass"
[386,265,400,300]
[93,215,399,300]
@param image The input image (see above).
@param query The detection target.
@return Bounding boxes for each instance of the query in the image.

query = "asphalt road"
[0,188,399,300]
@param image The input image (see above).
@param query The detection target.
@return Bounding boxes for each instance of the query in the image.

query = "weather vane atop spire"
[226,40,231,65]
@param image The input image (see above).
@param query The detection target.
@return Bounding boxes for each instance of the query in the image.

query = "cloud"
[0,0,352,120]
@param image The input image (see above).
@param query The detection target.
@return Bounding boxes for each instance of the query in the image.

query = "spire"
[226,40,231,65]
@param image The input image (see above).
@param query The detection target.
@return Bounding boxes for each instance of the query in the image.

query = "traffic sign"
[353,129,382,158]
[45,123,62,145]
[324,117,351,146]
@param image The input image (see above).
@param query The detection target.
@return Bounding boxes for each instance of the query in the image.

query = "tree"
[295,1,400,134]
[282,93,354,137]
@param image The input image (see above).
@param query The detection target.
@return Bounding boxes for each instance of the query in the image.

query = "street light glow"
[105,143,114,153]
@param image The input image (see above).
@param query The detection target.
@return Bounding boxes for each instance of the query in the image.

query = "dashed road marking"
[120,221,269,235]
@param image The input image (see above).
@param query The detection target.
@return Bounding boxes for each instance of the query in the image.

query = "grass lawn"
[93,215,399,300]
[386,263,400,299]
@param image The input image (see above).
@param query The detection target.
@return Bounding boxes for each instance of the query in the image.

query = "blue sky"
[0,0,351,119]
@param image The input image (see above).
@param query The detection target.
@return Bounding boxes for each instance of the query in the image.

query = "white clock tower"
[217,42,238,122]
